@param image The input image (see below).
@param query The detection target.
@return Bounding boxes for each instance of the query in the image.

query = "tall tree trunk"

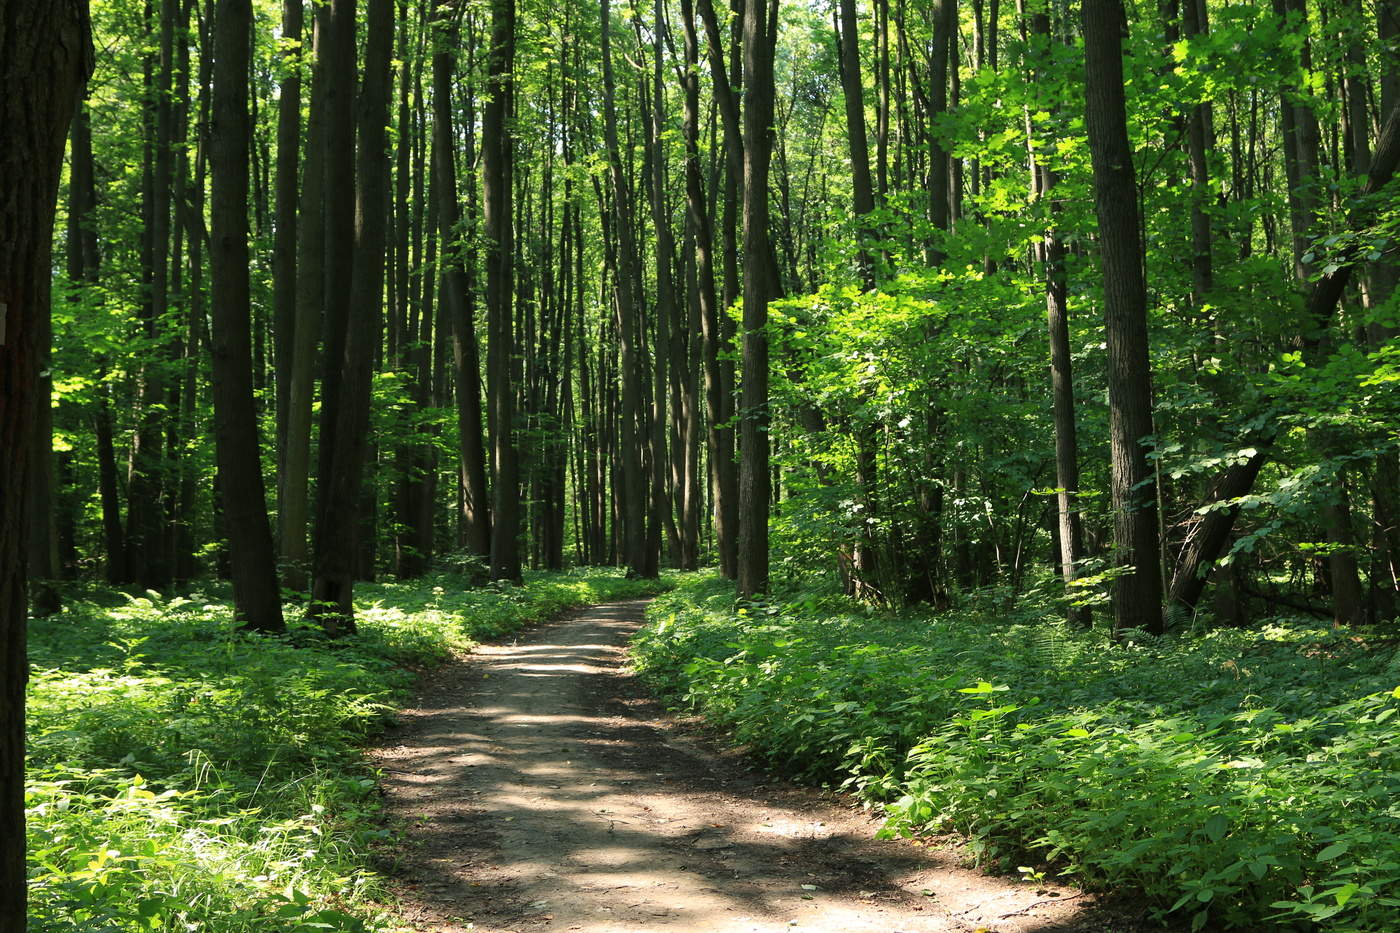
[1028,2,1086,622]
[0,2,89,921]
[312,0,359,559]
[837,0,877,281]
[485,0,522,582]
[737,0,778,596]
[1082,0,1165,633]
[681,0,724,574]
[695,0,740,576]
[601,0,652,577]
[210,0,285,632]
[127,0,178,592]
[1181,0,1214,302]
[309,0,391,631]
[436,3,492,560]
[273,0,303,527]
[27,229,60,617]
[282,0,333,591]
[69,101,127,583]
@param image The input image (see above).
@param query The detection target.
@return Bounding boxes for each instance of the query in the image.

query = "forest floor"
[372,599,1149,933]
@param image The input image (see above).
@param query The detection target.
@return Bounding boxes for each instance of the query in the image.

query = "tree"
[1081,0,1164,633]
[209,0,285,632]
[737,0,778,597]
[485,0,521,583]
[308,0,392,632]
[434,1,491,562]
[600,0,651,578]
[0,0,91,921]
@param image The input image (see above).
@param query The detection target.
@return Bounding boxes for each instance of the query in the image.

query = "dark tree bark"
[435,2,492,561]
[273,0,303,523]
[1082,0,1165,633]
[282,0,334,590]
[694,0,740,576]
[601,0,653,578]
[0,0,90,922]
[680,0,724,575]
[27,232,60,618]
[485,0,522,582]
[308,0,391,632]
[209,0,285,632]
[737,0,778,597]
[836,0,877,281]
[1181,0,1214,301]
[126,0,178,593]
[311,0,358,563]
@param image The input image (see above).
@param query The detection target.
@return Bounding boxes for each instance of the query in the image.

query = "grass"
[27,567,672,932]
[631,573,1400,931]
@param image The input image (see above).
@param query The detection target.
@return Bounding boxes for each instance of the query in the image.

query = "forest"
[1,0,1397,923]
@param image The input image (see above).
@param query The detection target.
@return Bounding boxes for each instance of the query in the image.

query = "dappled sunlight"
[377,600,1125,933]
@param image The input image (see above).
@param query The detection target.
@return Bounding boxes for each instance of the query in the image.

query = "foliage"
[27,569,671,932]
[634,574,1400,930]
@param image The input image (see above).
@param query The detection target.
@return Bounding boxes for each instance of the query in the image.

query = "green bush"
[28,568,671,932]
[632,573,1400,930]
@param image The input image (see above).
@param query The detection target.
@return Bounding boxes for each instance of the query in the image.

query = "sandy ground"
[372,599,1151,933]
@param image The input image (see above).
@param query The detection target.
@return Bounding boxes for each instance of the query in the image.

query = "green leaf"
[1316,842,1350,862]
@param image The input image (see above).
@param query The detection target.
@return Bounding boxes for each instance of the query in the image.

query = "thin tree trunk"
[436,3,492,562]
[1027,2,1086,622]
[273,0,303,525]
[601,0,652,577]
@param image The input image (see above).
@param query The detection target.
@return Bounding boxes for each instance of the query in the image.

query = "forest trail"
[373,600,1124,933]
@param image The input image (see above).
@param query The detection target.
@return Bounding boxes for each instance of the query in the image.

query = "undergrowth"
[28,568,671,932]
[632,573,1400,931]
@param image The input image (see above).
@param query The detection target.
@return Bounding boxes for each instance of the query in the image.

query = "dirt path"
[373,600,1139,933]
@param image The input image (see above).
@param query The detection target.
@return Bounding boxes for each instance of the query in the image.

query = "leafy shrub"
[632,573,1400,930]
[28,568,671,932]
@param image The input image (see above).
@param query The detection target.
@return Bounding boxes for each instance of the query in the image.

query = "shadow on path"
[373,600,1155,933]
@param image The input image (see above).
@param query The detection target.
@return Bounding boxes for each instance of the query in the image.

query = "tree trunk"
[694,0,740,576]
[273,0,303,526]
[737,0,778,596]
[601,0,652,578]
[312,0,359,565]
[485,0,522,582]
[435,3,492,561]
[308,0,391,632]
[209,0,285,632]
[1082,0,1165,633]
[1027,4,1086,622]
[0,1,89,921]
[282,0,333,591]
[837,0,877,281]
